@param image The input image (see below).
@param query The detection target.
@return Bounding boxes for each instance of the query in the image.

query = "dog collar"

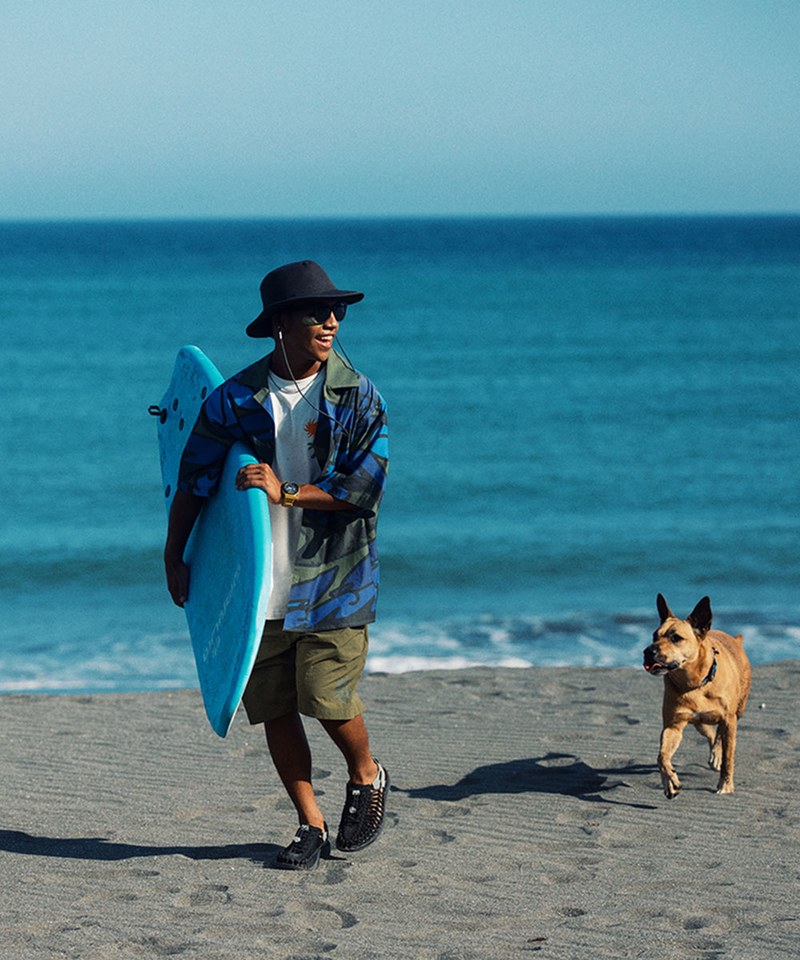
[699,657,718,687]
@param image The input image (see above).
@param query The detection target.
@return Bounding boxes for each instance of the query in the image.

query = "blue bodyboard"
[155,346,271,737]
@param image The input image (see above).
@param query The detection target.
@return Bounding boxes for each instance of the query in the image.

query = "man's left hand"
[236,462,282,503]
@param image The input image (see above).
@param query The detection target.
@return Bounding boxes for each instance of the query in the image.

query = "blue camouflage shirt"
[178,350,389,631]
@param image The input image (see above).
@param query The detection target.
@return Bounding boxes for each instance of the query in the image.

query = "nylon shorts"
[241,619,369,724]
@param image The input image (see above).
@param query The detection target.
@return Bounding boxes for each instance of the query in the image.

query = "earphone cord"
[276,330,352,441]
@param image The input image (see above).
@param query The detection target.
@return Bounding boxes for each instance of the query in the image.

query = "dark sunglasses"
[300,302,347,326]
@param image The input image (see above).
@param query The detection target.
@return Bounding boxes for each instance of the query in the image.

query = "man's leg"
[264,711,326,829]
[320,715,379,784]
[321,714,388,852]
[297,627,388,852]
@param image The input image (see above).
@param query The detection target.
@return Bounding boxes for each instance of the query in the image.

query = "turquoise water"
[1,216,798,692]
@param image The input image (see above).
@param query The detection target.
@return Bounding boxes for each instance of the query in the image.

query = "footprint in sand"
[279,899,359,930]
[174,883,232,907]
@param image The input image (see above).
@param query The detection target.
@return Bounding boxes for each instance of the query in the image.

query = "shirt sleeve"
[177,383,241,497]
[314,382,389,515]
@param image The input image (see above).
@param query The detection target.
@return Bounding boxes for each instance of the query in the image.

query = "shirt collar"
[237,349,358,408]
[322,349,360,399]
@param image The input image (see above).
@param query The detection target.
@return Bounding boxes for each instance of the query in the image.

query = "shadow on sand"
[403,752,658,810]
[0,829,280,865]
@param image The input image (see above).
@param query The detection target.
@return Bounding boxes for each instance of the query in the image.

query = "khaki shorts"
[242,620,369,724]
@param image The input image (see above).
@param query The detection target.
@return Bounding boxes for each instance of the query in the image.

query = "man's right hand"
[165,554,190,607]
[163,490,204,607]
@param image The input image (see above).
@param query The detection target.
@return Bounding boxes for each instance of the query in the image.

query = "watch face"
[282,482,299,495]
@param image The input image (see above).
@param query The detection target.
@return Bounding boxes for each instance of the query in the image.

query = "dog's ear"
[656,593,673,623]
[687,596,712,636]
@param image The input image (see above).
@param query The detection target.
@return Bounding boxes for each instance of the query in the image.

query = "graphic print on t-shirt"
[304,418,317,451]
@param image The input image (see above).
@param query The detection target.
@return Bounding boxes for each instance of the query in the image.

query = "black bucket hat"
[246,260,364,338]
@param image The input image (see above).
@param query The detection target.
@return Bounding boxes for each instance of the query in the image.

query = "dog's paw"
[661,773,681,799]
[715,780,734,795]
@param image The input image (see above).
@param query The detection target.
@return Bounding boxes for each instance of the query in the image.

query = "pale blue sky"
[3,1,798,218]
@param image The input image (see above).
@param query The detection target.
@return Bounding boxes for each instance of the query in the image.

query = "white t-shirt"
[266,370,324,620]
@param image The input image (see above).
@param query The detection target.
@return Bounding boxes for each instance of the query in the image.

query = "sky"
[2,1,799,219]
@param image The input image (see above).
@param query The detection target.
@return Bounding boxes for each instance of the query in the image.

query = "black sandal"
[276,823,330,870]
[336,760,389,852]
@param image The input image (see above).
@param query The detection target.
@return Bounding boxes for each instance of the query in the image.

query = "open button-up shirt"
[178,350,389,631]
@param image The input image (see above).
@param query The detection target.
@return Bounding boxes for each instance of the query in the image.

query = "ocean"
[1,216,798,694]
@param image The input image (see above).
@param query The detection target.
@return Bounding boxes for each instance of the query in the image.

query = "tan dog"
[643,594,751,798]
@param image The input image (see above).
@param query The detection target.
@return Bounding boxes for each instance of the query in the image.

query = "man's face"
[276,302,344,369]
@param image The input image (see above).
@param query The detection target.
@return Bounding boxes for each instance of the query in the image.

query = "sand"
[1,663,798,959]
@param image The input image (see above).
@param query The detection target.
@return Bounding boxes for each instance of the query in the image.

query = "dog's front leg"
[659,731,683,797]
[716,714,738,794]
[697,722,722,771]
[658,723,686,798]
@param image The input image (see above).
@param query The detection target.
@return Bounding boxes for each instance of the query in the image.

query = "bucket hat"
[246,260,364,338]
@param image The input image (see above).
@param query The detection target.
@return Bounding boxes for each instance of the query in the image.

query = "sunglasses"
[300,302,347,326]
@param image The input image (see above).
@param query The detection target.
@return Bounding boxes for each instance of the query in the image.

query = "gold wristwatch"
[280,481,299,507]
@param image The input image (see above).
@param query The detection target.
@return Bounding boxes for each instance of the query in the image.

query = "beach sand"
[1,663,798,959]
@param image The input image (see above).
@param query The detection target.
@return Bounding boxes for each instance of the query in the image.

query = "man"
[163,260,389,871]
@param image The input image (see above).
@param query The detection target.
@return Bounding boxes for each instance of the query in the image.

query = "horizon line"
[1,210,799,225]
